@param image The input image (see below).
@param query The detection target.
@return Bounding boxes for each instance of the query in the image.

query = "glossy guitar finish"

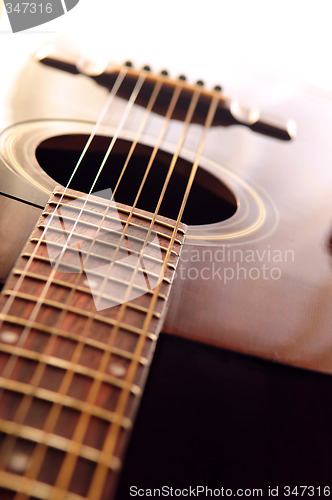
[1,50,331,372]
[0,45,332,499]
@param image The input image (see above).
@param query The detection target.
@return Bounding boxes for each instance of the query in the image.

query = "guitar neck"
[0,187,186,500]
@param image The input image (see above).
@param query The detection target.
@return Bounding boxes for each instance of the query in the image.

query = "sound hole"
[36,134,237,225]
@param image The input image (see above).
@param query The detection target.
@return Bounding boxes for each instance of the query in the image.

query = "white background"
[1,0,332,104]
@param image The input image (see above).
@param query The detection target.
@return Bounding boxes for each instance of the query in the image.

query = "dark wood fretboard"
[0,187,186,500]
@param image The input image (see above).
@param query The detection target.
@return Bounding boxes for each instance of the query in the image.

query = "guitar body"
[0,46,332,498]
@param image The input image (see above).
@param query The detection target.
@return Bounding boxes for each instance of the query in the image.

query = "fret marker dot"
[8,452,29,473]
[109,363,126,378]
[0,331,19,344]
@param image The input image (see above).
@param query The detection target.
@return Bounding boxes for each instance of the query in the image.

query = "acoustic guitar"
[0,44,331,500]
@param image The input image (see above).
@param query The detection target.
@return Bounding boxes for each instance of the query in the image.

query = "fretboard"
[0,187,186,500]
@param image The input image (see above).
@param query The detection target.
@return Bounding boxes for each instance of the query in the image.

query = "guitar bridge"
[35,47,295,141]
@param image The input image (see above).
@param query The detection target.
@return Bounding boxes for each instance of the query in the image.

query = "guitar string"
[50,85,200,496]
[0,67,129,478]
[52,83,219,498]
[5,74,206,496]
[0,69,141,456]
[87,92,221,500]
[0,64,147,471]
[0,65,180,488]
[0,64,128,335]
[22,73,196,496]
[86,87,200,312]
[21,76,187,499]
[5,72,164,444]
[0,67,145,375]
[5,70,169,495]
[80,81,184,309]
[1,62,220,496]
[43,76,192,498]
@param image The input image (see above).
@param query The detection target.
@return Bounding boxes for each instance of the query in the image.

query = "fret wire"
[0,470,89,500]
[40,212,183,246]
[0,314,150,366]
[0,343,142,395]
[22,252,79,273]
[51,193,186,234]
[33,228,179,264]
[29,239,174,283]
[3,290,158,339]
[0,377,132,428]
[12,271,162,318]
[20,254,168,299]
[0,420,122,470]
